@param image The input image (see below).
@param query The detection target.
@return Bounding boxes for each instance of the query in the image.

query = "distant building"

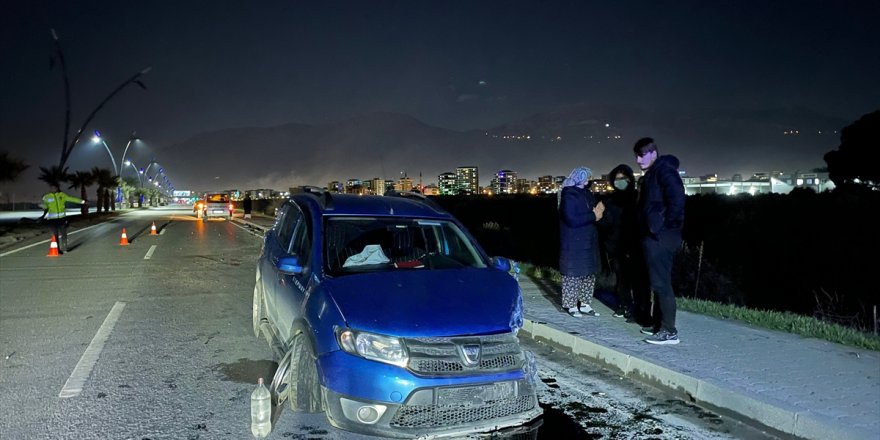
[515,178,533,194]
[346,179,364,194]
[422,184,439,196]
[395,176,414,192]
[247,189,276,199]
[327,181,343,193]
[456,166,479,195]
[537,175,555,194]
[368,178,384,195]
[554,176,566,191]
[682,171,834,195]
[438,172,457,195]
[491,169,517,194]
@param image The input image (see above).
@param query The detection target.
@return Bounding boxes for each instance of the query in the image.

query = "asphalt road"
[0,207,776,439]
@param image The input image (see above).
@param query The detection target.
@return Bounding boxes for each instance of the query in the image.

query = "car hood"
[324,268,521,338]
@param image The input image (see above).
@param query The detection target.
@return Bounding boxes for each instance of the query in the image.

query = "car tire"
[288,333,324,413]
[252,279,266,338]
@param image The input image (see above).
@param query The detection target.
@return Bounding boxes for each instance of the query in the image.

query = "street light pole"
[52,27,151,169]
[123,160,143,187]
[93,131,118,175]
[118,131,138,176]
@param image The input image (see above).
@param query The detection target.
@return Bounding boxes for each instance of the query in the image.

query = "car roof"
[293,193,451,219]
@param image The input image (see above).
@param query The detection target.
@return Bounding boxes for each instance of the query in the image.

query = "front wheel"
[288,333,324,413]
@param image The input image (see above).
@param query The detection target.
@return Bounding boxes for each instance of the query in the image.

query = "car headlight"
[337,328,408,367]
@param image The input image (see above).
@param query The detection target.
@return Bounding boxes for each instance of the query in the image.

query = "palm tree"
[99,173,120,212]
[38,165,70,188]
[0,151,29,183]
[67,170,94,216]
[120,177,139,208]
[90,167,114,213]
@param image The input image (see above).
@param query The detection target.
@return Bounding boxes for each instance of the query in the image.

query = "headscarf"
[562,166,592,188]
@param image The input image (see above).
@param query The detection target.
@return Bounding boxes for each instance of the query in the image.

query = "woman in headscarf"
[558,166,605,317]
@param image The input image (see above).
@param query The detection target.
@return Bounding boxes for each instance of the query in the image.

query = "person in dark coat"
[599,164,651,323]
[243,194,253,219]
[558,166,605,317]
[633,137,685,345]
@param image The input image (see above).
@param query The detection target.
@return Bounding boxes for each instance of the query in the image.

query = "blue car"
[252,189,542,438]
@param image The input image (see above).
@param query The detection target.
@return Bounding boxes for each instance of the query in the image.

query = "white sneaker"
[580,306,599,317]
[568,307,582,317]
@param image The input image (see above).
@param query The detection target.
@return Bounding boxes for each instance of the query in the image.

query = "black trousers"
[609,250,650,319]
[642,232,681,334]
[47,218,70,251]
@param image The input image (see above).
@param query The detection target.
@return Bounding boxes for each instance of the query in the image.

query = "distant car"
[252,189,542,438]
[195,193,232,220]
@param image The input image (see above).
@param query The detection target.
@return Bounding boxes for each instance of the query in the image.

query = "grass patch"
[518,263,880,351]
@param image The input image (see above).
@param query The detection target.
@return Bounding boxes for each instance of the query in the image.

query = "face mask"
[613,179,628,190]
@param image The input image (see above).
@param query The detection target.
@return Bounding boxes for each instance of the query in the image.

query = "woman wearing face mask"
[599,164,651,324]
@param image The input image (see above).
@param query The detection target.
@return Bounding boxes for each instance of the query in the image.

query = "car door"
[271,202,313,343]
[263,202,295,329]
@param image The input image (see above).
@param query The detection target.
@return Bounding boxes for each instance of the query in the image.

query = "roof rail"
[384,190,443,212]
[299,186,333,209]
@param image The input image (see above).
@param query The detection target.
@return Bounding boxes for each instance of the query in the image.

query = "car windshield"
[324,216,487,276]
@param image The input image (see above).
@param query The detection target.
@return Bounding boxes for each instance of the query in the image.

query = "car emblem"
[460,344,481,366]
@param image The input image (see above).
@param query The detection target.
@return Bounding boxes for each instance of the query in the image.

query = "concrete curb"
[520,318,871,440]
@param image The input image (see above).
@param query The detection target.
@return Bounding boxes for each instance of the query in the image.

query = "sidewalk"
[518,276,879,440]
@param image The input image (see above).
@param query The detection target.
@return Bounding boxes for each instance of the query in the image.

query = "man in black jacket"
[633,137,685,345]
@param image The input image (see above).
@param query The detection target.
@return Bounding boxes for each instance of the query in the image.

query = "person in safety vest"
[40,183,84,253]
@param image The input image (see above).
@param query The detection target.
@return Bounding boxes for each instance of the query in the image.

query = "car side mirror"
[491,256,511,272]
[277,256,304,274]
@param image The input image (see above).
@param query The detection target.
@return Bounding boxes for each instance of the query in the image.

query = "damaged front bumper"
[323,378,543,439]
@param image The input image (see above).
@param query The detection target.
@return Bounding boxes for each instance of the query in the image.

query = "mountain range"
[159,104,851,191]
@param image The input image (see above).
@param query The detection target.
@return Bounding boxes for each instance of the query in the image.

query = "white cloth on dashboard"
[343,244,391,267]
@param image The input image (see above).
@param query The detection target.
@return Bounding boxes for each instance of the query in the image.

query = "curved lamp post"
[123,159,144,187]
[117,131,139,175]
[92,130,118,175]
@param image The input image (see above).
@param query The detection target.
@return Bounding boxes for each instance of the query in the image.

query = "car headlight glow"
[337,328,408,367]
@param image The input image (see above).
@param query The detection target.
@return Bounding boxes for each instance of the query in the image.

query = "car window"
[276,204,298,249]
[205,193,229,203]
[289,207,312,268]
[325,216,486,276]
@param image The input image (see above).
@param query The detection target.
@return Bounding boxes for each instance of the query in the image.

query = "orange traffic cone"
[150,222,158,235]
[119,228,130,246]
[47,235,60,257]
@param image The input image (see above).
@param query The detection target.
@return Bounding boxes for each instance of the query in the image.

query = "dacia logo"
[460,344,481,366]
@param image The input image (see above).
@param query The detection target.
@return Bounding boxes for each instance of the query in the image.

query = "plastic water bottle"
[251,377,271,438]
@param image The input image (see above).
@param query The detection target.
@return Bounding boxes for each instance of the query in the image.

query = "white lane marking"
[0,222,107,258]
[159,227,166,235]
[143,245,157,260]
[59,301,126,398]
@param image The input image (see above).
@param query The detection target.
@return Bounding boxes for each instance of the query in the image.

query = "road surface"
[0,206,777,439]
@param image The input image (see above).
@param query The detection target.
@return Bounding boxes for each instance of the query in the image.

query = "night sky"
[2,0,878,198]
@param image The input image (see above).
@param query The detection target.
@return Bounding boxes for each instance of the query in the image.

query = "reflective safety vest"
[41,191,83,219]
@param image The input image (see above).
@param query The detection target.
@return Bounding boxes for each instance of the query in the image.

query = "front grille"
[390,395,536,428]
[405,333,524,376]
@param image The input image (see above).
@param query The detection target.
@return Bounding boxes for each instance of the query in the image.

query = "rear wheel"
[288,333,324,413]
